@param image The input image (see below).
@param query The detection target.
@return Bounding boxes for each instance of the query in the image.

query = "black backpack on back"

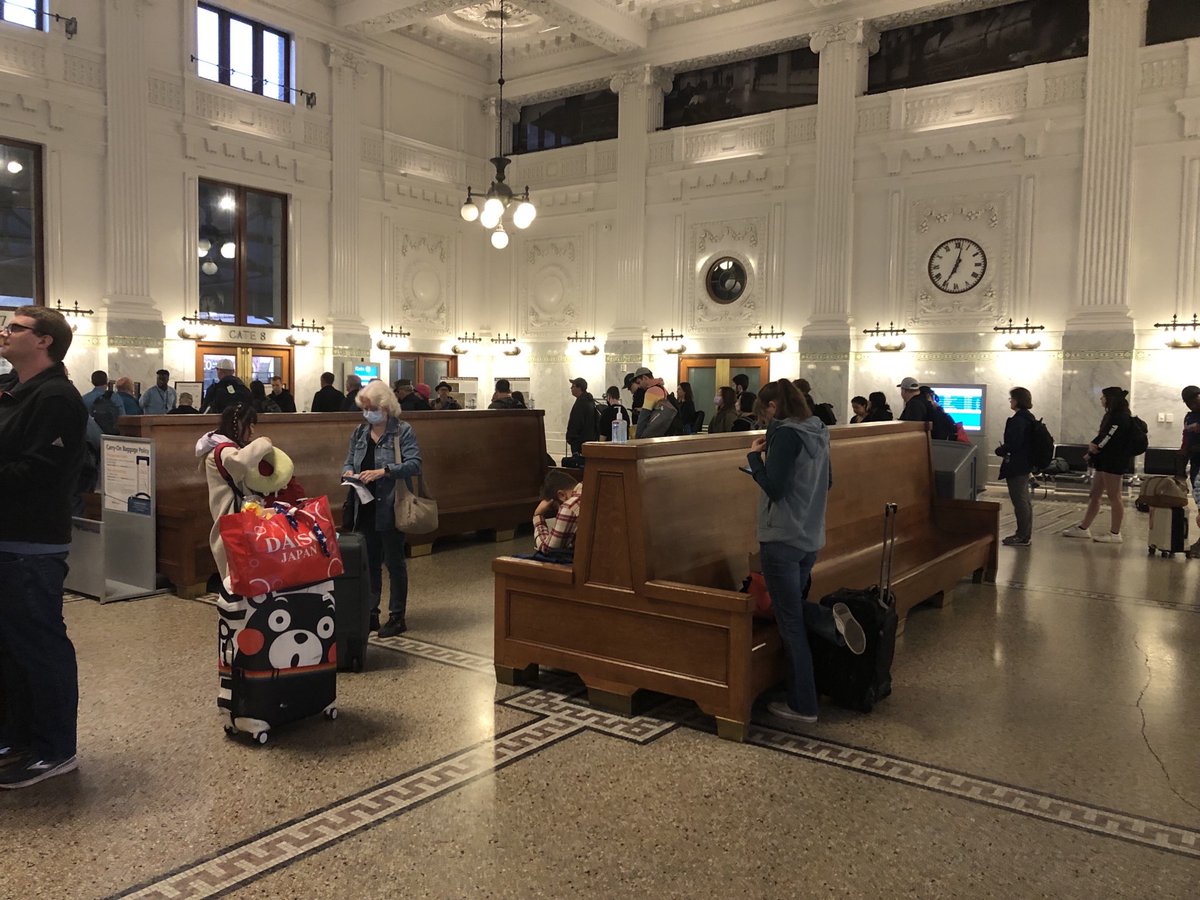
[1029,418,1056,471]
[1129,415,1149,456]
[91,390,121,435]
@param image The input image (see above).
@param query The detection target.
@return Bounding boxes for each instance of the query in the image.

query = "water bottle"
[611,407,628,443]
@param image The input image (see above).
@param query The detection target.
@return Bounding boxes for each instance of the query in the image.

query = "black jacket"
[599,402,629,440]
[311,385,345,412]
[0,362,87,544]
[1091,408,1135,474]
[271,389,297,413]
[202,375,253,414]
[401,393,431,411]
[863,406,893,422]
[996,408,1035,478]
[566,392,599,453]
[342,388,360,411]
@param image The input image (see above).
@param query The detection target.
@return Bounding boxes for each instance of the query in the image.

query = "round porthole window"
[706,257,747,304]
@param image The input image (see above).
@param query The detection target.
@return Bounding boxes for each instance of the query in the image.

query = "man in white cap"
[897,376,932,424]
[200,358,252,414]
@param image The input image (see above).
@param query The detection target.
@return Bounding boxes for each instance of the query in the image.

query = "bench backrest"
[574,421,934,593]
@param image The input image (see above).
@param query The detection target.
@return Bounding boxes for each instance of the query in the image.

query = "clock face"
[928,238,987,294]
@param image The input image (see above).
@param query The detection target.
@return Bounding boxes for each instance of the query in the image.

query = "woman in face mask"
[342,380,424,637]
[708,386,739,434]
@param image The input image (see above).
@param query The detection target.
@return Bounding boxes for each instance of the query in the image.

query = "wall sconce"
[491,333,522,356]
[54,299,94,333]
[178,309,214,341]
[377,325,411,351]
[993,317,1045,351]
[285,334,309,346]
[1155,314,1200,349]
[652,329,687,355]
[748,326,787,354]
[452,332,482,355]
[863,321,908,352]
[45,11,77,39]
[566,329,599,355]
[287,318,325,347]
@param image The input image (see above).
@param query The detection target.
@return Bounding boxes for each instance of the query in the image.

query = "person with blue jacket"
[747,379,865,727]
[343,380,423,637]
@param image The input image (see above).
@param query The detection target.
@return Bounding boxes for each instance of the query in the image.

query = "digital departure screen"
[929,384,985,432]
[353,363,380,381]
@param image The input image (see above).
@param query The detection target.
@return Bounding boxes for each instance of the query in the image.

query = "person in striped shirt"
[533,470,582,556]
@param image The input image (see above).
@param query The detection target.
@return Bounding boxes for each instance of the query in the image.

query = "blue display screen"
[930,385,985,432]
[353,363,380,380]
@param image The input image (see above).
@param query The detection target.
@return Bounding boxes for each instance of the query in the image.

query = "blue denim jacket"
[343,417,423,530]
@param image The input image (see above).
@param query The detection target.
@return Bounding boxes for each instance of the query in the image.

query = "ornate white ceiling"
[332,0,1020,89]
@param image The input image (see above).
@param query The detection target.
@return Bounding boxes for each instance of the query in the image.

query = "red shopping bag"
[219,496,344,596]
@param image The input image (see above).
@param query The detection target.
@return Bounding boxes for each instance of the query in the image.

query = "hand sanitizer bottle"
[612,407,628,443]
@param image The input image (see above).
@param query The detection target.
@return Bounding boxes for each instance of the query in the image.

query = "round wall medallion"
[405,262,443,311]
[706,257,747,304]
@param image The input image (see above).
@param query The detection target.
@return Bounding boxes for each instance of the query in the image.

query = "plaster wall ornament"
[394,230,454,331]
[523,238,582,332]
[521,0,645,55]
[609,65,674,98]
[508,78,611,107]
[328,45,368,78]
[1176,97,1200,138]
[873,0,1015,32]
[687,219,765,333]
[904,190,1015,328]
[670,38,808,78]
[881,121,1051,175]
[350,0,465,34]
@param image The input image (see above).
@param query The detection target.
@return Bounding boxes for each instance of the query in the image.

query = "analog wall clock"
[927,238,987,294]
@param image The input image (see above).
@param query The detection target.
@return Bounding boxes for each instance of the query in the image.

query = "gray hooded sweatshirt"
[747,417,830,551]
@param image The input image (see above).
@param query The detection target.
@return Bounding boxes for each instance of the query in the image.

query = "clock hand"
[949,246,964,278]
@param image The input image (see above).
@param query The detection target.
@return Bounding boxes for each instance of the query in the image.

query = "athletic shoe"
[1002,535,1031,547]
[1093,532,1123,544]
[0,745,28,768]
[368,612,381,633]
[767,701,818,725]
[1062,526,1092,539]
[831,602,867,655]
[0,756,78,789]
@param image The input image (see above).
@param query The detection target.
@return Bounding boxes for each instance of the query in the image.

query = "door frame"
[195,342,294,392]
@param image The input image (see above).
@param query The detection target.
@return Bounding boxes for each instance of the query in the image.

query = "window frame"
[0,135,45,311]
[0,0,46,32]
[198,178,289,328]
[196,2,292,104]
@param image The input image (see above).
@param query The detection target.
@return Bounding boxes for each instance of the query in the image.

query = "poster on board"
[102,437,154,515]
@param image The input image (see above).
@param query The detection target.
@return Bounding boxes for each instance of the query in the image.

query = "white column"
[807,20,877,333]
[608,65,671,342]
[328,46,366,324]
[1070,0,1148,327]
[103,0,157,320]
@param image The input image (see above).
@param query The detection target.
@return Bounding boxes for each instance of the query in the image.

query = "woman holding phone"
[746,379,865,726]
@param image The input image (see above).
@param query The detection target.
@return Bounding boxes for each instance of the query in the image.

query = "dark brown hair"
[14,305,73,363]
[677,381,694,404]
[1009,387,1032,410]
[220,403,258,447]
[540,469,579,502]
[717,386,736,410]
[756,379,812,421]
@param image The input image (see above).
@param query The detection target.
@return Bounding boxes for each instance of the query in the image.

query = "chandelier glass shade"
[459,3,535,246]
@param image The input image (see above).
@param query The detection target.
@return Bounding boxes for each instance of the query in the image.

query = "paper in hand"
[341,478,374,504]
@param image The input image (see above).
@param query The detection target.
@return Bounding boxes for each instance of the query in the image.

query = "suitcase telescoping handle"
[878,502,898,609]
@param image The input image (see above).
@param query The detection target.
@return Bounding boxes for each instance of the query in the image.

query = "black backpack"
[1029,418,1056,471]
[929,404,957,441]
[91,390,121,435]
[813,402,837,427]
[1129,416,1149,456]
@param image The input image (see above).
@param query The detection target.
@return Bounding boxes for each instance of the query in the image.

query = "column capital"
[810,19,879,56]
[327,44,367,78]
[609,65,672,98]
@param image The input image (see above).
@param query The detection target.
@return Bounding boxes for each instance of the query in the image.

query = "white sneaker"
[831,602,867,655]
[1062,526,1092,539]
[1093,532,1123,543]
[767,701,818,724]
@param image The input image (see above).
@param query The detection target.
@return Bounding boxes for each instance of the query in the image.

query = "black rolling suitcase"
[218,581,338,745]
[334,531,371,672]
[810,502,899,712]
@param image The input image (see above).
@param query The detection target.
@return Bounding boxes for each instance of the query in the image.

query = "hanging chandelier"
[459,2,535,249]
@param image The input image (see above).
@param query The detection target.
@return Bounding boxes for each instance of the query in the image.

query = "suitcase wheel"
[857,685,877,714]
[223,724,237,738]
[253,731,269,745]
[324,707,338,721]
[1162,550,1171,558]
[1147,545,1156,555]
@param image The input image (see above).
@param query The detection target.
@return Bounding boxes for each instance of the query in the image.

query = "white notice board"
[102,437,154,515]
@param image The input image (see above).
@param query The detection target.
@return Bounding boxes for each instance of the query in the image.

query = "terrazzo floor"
[3,494,1199,898]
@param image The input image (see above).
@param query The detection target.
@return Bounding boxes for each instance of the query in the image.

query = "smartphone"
[738,465,754,475]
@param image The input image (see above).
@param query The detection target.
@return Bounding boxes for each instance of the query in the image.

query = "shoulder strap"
[211,442,245,508]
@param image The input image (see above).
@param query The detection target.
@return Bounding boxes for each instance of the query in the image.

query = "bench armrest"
[492,556,576,585]
[644,579,755,614]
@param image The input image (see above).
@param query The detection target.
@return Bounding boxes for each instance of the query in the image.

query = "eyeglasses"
[0,323,38,336]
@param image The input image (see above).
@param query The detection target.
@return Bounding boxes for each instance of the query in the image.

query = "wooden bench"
[493,421,998,740]
[120,409,548,597]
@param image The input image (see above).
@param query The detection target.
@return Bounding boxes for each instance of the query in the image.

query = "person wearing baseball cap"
[200,358,252,414]
[897,376,930,424]
[566,378,598,456]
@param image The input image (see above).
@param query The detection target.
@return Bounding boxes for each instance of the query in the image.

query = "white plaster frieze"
[810,19,879,55]
[881,121,1050,175]
[393,229,454,332]
[183,131,311,184]
[0,32,45,77]
[0,90,58,133]
[147,76,183,112]
[63,54,105,92]
[687,218,765,334]
[522,237,583,333]
[668,163,787,201]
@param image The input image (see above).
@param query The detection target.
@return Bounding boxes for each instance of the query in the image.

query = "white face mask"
[363,409,385,425]
[714,396,722,406]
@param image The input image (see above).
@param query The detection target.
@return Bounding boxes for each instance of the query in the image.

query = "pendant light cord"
[496,2,505,157]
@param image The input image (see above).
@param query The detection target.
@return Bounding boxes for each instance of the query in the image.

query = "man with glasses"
[0,307,87,788]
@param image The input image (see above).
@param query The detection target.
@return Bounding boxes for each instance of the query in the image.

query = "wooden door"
[196,342,293,395]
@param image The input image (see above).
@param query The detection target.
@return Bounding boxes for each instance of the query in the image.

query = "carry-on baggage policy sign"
[102,437,154,515]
